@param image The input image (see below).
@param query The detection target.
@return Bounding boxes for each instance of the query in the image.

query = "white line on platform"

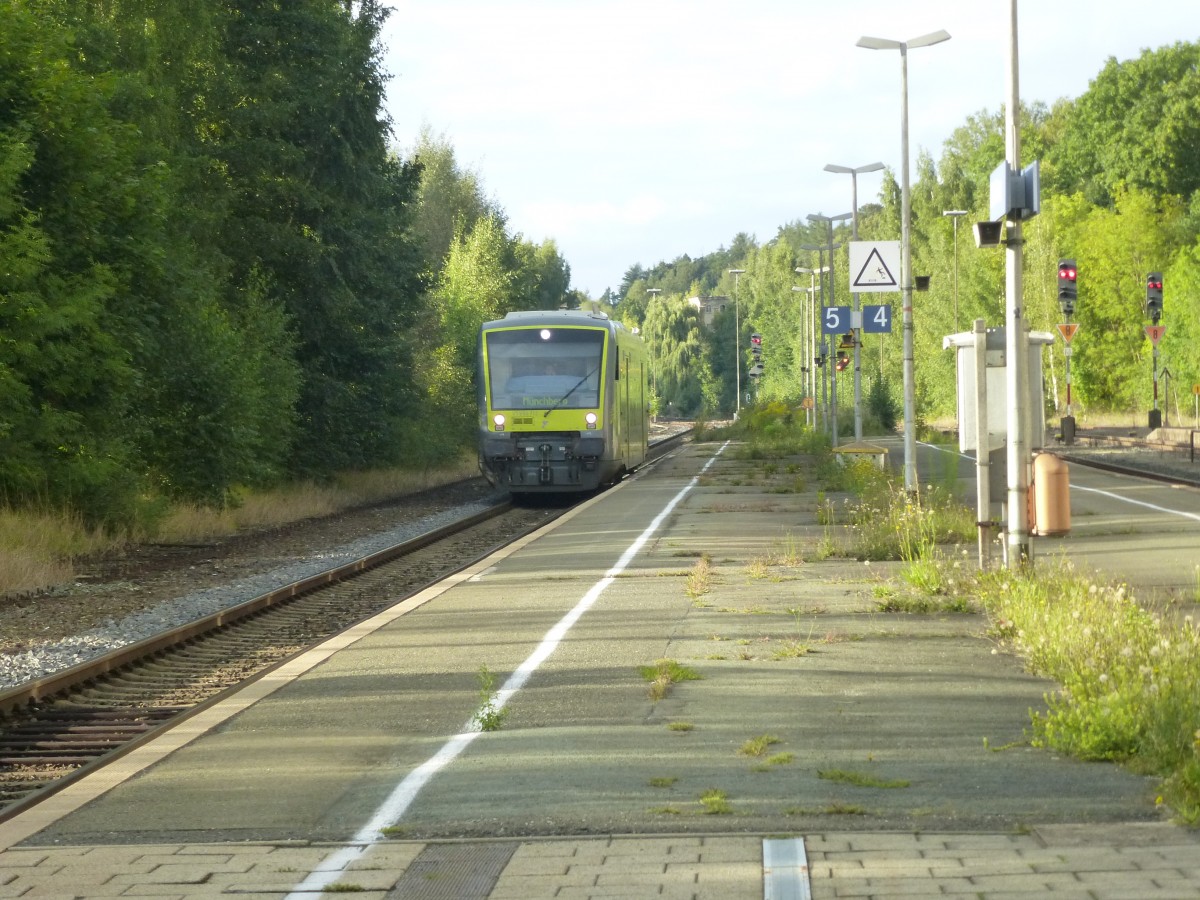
[763,837,812,900]
[923,441,1200,523]
[286,441,730,898]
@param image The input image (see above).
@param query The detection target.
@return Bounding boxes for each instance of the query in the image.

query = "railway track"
[0,502,559,820]
[0,430,690,822]
[1057,426,1200,488]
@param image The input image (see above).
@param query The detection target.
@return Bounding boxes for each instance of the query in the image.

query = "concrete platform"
[0,438,1197,898]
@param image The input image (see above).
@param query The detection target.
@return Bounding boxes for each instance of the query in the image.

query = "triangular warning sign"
[1056,323,1078,343]
[852,248,898,289]
[1145,325,1166,346]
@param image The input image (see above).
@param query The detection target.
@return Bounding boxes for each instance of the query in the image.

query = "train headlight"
[584,412,598,429]
[492,413,506,431]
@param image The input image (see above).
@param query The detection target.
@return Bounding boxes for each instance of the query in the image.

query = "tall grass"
[1,455,479,596]
[977,563,1200,823]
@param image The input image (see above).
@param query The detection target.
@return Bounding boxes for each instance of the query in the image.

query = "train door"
[621,350,630,462]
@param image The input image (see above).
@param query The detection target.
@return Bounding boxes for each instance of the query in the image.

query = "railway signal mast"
[1057,260,1078,444]
[1145,273,1165,429]
[748,332,764,386]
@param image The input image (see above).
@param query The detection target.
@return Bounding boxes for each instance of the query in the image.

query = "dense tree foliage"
[2,12,1196,528]
[0,1,565,524]
[618,41,1200,428]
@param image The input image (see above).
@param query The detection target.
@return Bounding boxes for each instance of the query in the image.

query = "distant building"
[687,295,728,328]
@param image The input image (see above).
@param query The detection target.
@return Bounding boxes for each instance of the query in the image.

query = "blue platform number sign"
[861,304,893,334]
[822,305,851,334]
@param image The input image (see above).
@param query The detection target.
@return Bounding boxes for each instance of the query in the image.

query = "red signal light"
[1058,265,1076,281]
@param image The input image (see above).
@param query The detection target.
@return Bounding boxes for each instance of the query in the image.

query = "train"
[477,309,649,494]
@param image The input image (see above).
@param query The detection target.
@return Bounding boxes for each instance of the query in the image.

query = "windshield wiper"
[544,364,600,416]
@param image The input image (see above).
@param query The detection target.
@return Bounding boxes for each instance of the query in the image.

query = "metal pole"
[810,281,818,426]
[974,319,991,570]
[826,231,839,447]
[900,43,917,492]
[857,30,948,486]
[729,269,745,418]
[1003,0,1031,566]
[850,174,863,442]
[953,216,959,332]
[792,278,820,426]
[1152,344,1159,415]
[818,254,828,435]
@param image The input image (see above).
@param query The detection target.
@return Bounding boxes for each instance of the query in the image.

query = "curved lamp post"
[856,28,950,492]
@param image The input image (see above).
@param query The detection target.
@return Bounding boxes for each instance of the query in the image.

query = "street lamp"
[794,268,827,427]
[806,214,851,446]
[826,162,886,441]
[800,245,838,439]
[942,210,967,332]
[857,28,951,492]
[728,268,745,417]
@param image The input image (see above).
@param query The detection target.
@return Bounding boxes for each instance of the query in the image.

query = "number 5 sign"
[822,305,852,334]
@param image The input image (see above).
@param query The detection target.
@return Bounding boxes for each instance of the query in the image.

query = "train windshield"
[486,327,605,411]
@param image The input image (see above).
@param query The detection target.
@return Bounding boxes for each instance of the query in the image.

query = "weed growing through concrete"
[874,592,972,614]
[640,658,702,700]
[786,803,869,817]
[473,665,507,731]
[685,555,712,599]
[648,776,678,788]
[739,734,781,757]
[746,556,770,579]
[818,768,911,789]
[771,639,813,659]
[699,788,733,814]
[666,721,694,732]
[752,753,796,772]
[815,491,834,526]
[773,532,805,567]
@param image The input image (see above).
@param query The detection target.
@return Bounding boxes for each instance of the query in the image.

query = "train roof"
[480,309,632,333]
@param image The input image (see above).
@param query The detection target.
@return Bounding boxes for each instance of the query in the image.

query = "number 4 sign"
[861,304,893,334]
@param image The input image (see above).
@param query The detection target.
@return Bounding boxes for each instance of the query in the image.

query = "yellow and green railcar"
[478,310,649,494]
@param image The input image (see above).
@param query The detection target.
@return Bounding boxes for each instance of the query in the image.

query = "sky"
[380,1,1199,297]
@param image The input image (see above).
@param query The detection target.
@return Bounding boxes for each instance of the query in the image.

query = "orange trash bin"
[1031,452,1070,536]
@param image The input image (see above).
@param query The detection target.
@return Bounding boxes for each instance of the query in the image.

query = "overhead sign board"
[848,241,901,293]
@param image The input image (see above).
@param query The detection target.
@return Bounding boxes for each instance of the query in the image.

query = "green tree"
[1056,188,1185,413]
[0,4,145,521]
[207,0,425,475]
[410,128,500,271]
[1049,42,1200,206]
